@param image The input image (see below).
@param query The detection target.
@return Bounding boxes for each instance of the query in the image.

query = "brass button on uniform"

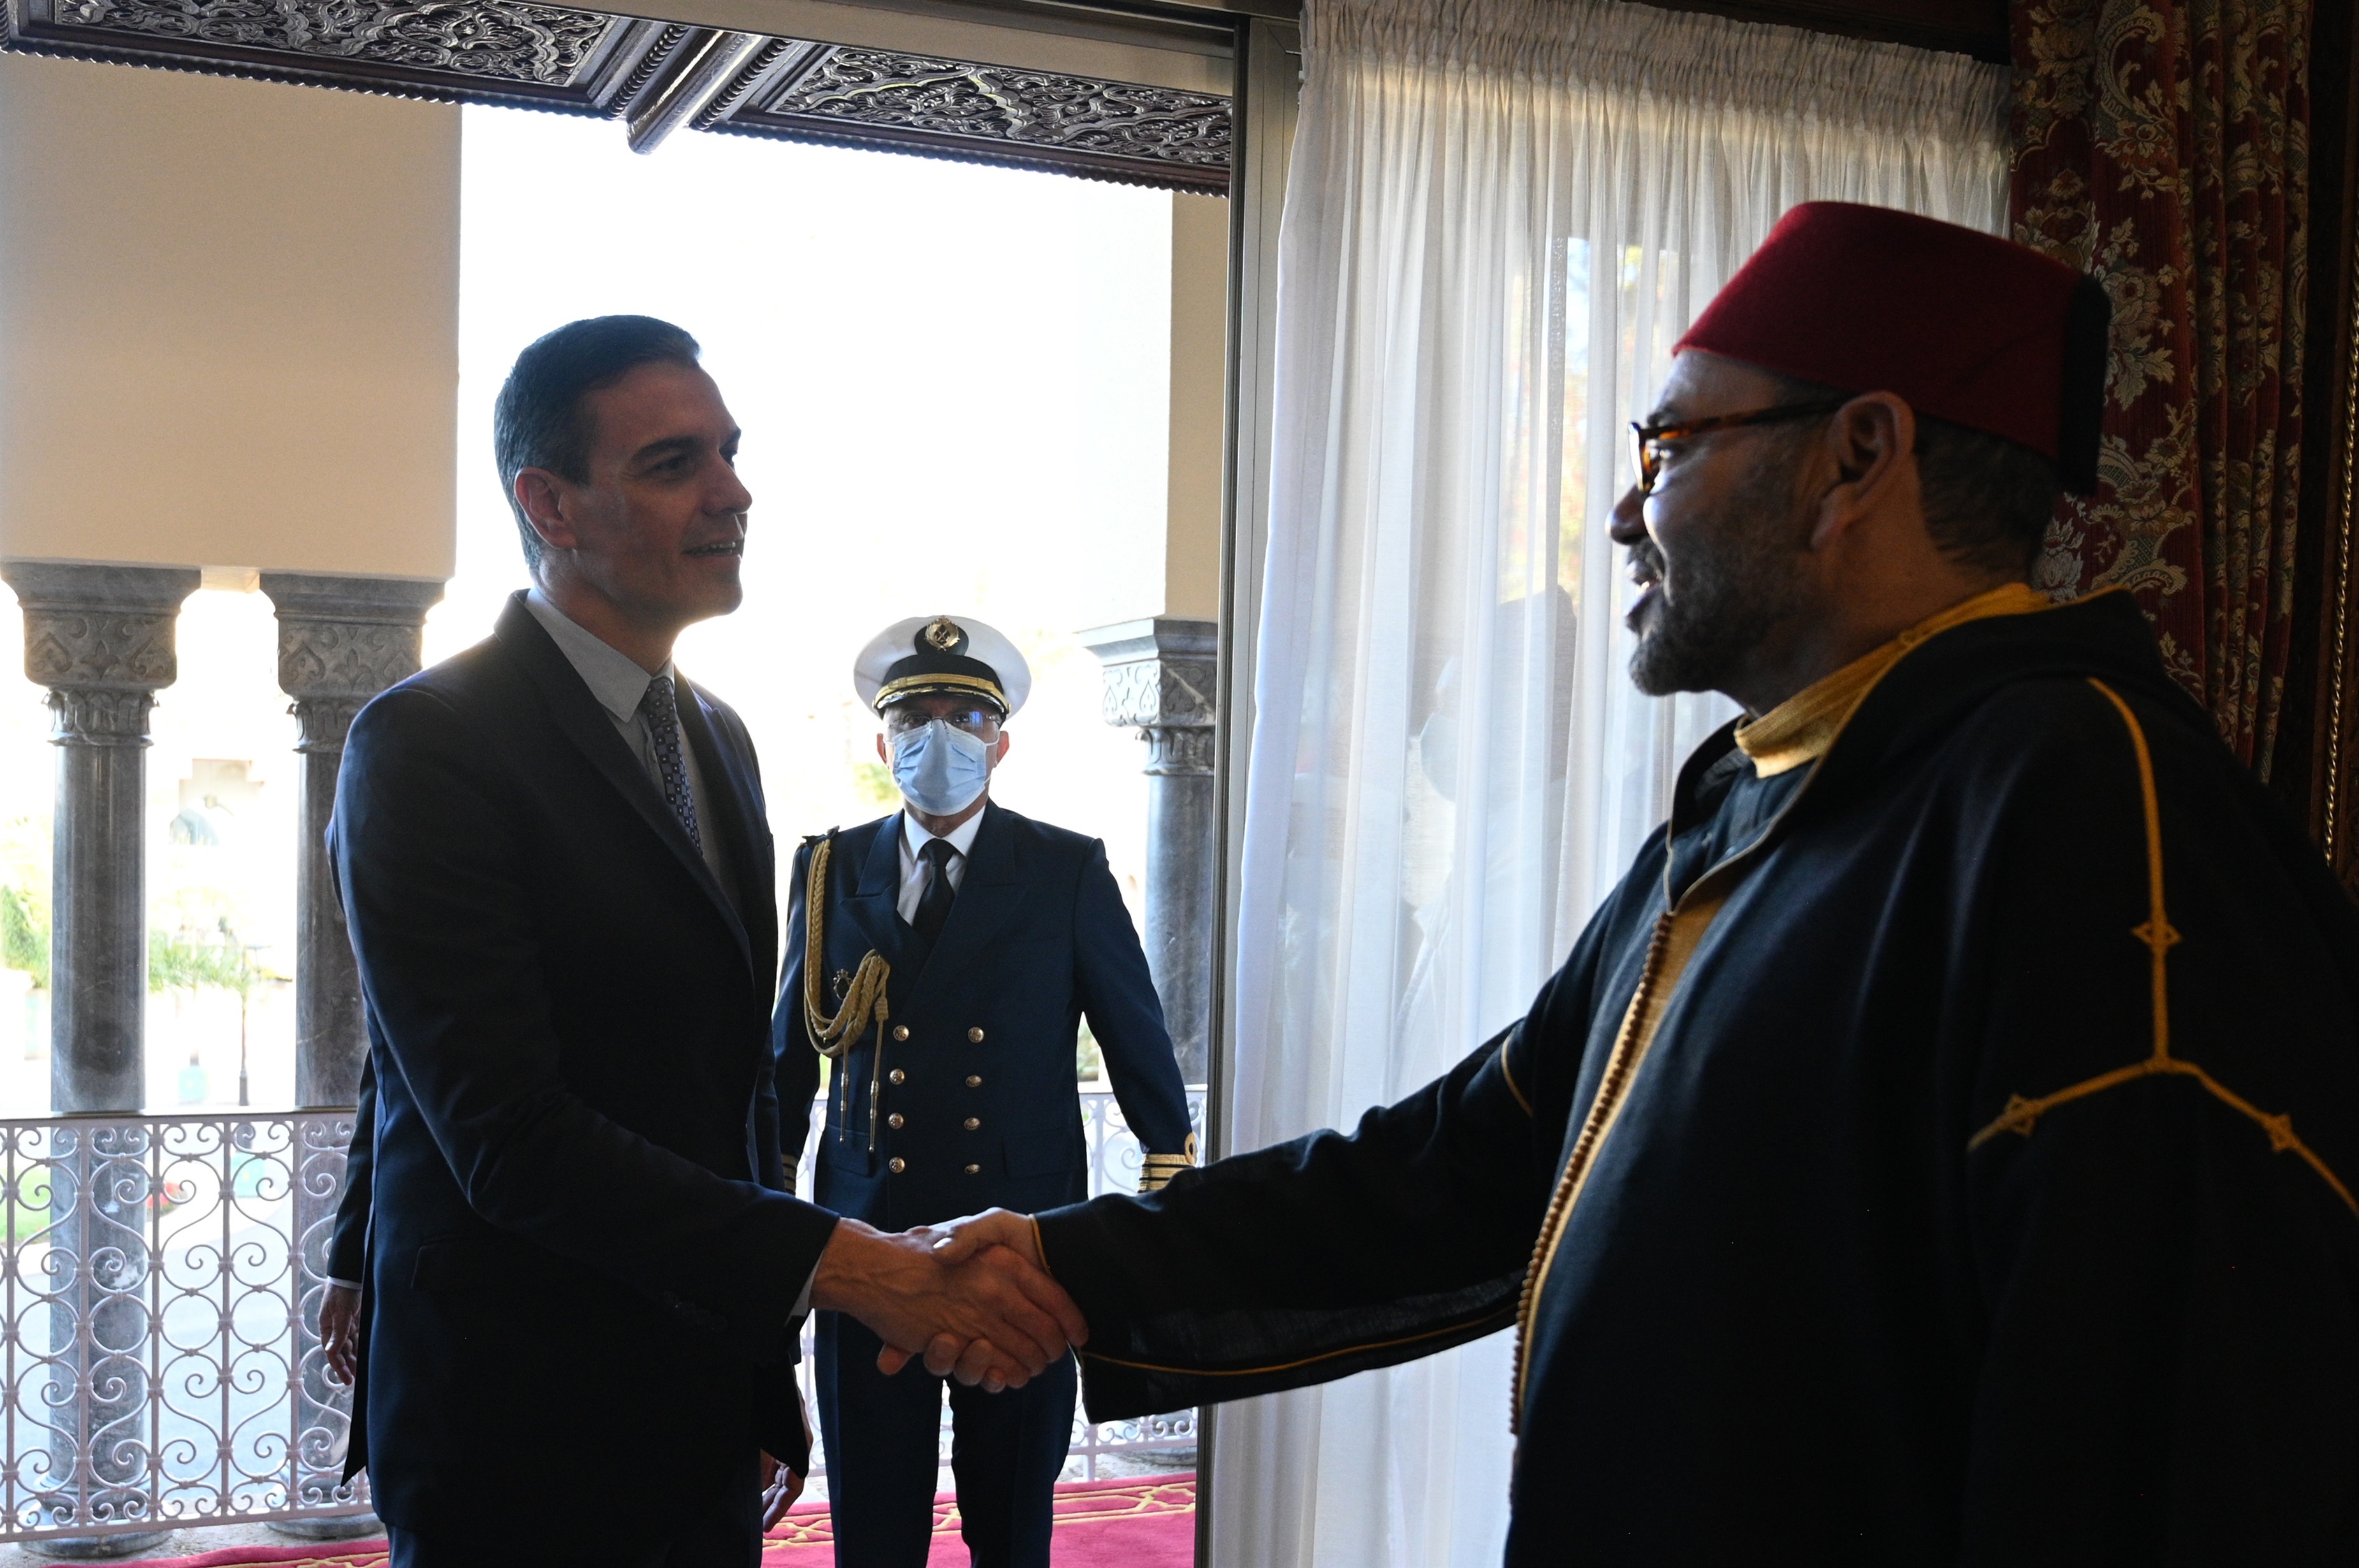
[967,1027,985,1043]
[963,1163,981,1176]
[965,1075,982,1088]
[887,1113,905,1130]
[963,1117,980,1131]
[888,1069,906,1085]
[892,1025,910,1042]
[888,1157,907,1174]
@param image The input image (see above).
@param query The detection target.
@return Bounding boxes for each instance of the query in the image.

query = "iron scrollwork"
[0,1090,1192,1545]
[0,1110,367,1543]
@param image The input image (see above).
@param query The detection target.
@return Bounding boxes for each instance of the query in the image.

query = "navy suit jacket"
[773,803,1193,1230]
[330,592,836,1537]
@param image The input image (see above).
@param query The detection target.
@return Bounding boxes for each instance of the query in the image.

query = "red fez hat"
[1674,202,2110,493]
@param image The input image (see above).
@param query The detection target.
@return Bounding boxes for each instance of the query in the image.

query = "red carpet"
[110,1475,1196,1567]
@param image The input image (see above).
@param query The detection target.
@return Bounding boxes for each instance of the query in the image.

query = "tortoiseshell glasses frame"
[1628,400,1851,497]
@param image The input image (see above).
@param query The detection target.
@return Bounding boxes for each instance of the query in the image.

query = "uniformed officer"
[773,613,1195,1568]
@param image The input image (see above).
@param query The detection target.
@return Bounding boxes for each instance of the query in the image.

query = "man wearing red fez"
[918,203,2359,1559]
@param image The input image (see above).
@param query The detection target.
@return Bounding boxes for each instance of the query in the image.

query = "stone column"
[2,561,196,1553]
[3,562,201,1112]
[1077,619,1217,1085]
[258,574,443,1110]
[259,574,438,1543]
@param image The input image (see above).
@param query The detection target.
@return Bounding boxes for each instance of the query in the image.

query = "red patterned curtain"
[2010,0,2311,772]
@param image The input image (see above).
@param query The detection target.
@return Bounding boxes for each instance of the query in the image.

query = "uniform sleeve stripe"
[1497,1036,1534,1117]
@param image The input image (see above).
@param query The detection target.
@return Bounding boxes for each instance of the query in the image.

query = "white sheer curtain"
[1218,2,2007,1562]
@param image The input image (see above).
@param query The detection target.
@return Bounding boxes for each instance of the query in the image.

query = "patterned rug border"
[109,1475,1196,1567]
[768,1474,1195,1548]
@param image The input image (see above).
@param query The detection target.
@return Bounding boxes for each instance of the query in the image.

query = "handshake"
[812,1208,1086,1391]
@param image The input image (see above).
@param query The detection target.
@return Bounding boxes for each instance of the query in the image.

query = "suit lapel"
[492,593,751,969]
[838,816,921,982]
[902,802,1026,1017]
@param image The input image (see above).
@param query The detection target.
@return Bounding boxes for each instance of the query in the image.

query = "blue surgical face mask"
[891,718,993,817]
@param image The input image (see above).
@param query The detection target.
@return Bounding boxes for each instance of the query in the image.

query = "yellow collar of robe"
[1733,582,2053,778]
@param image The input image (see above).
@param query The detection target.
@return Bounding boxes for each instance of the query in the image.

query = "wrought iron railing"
[0,1110,361,1545]
[0,1088,1201,1543]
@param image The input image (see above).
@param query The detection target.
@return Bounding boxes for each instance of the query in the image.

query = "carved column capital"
[259,573,446,753]
[1076,616,1218,1085]
[1143,725,1216,777]
[2,562,205,748]
[50,690,161,747]
[1077,618,1218,776]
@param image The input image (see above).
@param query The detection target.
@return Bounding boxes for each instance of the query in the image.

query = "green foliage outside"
[851,760,900,809]
[149,923,264,996]
[1077,1019,1104,1083]
[0,885,48,991]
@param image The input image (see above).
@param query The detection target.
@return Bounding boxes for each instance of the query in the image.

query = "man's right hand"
[810,1218,1085,1392]
[872,1210,1069,1384]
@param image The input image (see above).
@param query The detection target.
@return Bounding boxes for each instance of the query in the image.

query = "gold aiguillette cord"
[801,831,892,1151]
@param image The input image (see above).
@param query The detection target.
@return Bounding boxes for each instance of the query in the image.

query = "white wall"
[1166,190,1228,621]
[0,54,459,578]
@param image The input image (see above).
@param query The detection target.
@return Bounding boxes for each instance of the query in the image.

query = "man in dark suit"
[774,614,1195,1568]
[326,317,1085,1568]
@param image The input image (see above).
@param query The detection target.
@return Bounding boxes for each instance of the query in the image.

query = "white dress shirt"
[523,590,732,899]
[896,806,984,926]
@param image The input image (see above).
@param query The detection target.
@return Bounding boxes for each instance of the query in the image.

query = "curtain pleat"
[2010,0,2311,771]
[1218,3,2008,1563]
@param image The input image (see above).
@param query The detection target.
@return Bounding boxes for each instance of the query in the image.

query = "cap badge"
[923,616,965,653]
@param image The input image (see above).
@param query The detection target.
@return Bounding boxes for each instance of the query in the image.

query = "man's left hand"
[319,1282,362,1384]
[759,1450,805,1529]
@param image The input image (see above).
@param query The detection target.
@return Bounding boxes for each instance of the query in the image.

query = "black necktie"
[643,675,703,852]
[914,838,958,944]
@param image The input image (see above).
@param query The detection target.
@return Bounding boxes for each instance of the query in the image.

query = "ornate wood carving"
[4,0,669,111]
[722,46,1231,191]
[3,0,1234,191]
[48,0,609,80]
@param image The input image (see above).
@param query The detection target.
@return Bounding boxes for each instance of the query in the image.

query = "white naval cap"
[852,614,1032,718]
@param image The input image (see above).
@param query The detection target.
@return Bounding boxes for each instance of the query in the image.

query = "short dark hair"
[1767,374,2061,578]
[492,316,703,568]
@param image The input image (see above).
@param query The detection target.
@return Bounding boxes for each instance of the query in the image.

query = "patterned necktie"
[642,674,703,853]
[913,837,958,943]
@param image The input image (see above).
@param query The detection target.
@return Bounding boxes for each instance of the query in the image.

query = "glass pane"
[435,106,1174,973]
[0,598,53,1116]
[145,586,300,1110]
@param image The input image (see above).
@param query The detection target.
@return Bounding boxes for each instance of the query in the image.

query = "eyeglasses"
[884,705,1001,739]
[1628,400,1850,497]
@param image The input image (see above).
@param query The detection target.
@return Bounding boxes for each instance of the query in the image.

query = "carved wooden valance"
[1,0,1233,191]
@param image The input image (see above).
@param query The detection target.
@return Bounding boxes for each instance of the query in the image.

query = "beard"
[1626,450,1813,699]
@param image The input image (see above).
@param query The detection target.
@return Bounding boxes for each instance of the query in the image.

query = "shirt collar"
[1733,582,2051,778]
[523,588,678,725]
[901,804,987,862]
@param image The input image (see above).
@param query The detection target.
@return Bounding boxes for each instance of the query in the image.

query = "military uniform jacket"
[774,802,1194,1228]
[1035,592,2359,1564]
